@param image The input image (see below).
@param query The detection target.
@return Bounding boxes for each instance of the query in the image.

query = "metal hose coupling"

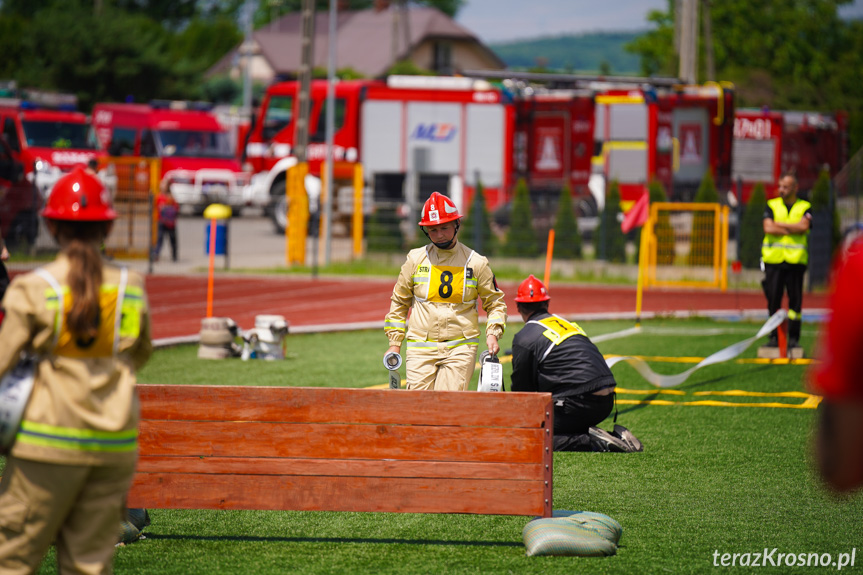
[383,351,403,371]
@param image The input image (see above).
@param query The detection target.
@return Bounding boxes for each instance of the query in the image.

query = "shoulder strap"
[113,267,128,356]
[33,268,63,350]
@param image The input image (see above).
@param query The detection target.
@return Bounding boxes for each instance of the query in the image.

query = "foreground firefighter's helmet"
[514,274,551,303]
[42,165,116,222]
[418,192,461,226]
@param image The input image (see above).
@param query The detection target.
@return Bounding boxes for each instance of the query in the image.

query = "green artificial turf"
[30,317,862,574]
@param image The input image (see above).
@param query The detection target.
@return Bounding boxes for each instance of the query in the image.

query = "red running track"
[145,274,829,341]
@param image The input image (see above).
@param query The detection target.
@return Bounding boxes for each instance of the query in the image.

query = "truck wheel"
[269,175,288,234]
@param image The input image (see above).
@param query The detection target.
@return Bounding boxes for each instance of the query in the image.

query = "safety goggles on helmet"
[42,165,117,222]
[514,274,550,302]
[418,191,461,226]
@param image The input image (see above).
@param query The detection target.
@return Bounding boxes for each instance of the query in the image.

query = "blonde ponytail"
[53,221,110,339]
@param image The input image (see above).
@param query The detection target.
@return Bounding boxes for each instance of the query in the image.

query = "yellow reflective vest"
[385,241,507,348]
[762,197,811,265]
[0,255,152,466]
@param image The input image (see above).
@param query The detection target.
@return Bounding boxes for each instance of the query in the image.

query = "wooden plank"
[127,473,547,516]
[136,456,545,481]
[138,420,545,464]
[542,402,554,518]
[138,385,552,429]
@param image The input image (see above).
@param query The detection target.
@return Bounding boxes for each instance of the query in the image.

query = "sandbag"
[523,518,618,557]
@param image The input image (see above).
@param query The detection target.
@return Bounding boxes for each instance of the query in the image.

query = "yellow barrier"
[286,162,309,266]
[643,202,729,290]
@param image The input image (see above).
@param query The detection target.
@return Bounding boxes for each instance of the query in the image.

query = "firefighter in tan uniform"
[385,192,507,391]
[0,166,152,575]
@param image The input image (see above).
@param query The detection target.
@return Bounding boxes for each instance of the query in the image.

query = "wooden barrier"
[129,385,554,517]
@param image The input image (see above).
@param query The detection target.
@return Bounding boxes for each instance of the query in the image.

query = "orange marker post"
[543,228,555,288]
[777,318,788,359]
[206,217,216,318]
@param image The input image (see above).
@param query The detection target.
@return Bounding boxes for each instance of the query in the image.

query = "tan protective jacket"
[385,241,507,347]
[0,255,152,466]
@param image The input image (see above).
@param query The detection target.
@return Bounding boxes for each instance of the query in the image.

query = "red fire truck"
[511,89,596,216]
[244,75,741,234]
[0,136,41,249]
[243,76,514,233]
[482,72,735,216]
[732,108,848,203]
[581,83,735,208]
[92,101,251,212]
[0,90,103,199]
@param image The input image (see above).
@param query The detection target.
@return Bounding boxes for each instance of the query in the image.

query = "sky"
[456,0,669,44]
[455,0,863,44]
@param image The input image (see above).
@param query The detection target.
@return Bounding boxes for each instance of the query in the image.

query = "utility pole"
[295,0,316,163]
[678,0,699,84]
[391,4,399,65]
[401,0,411,62]
[241,0,254,119]
[702,0,715,81]
[323,0,337,265]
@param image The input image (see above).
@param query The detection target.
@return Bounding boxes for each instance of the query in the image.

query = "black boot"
[788,319,802,349]
[612,425,644,452]
[588,427,631,452]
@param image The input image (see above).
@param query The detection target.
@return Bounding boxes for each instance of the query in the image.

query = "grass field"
[30,317,863,574]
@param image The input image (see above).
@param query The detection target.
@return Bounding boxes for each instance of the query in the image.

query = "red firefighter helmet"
[42,165,116,221]
[418,192,461,226]
[514,274,551,303]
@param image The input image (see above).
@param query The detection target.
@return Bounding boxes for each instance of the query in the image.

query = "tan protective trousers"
[406,342,477,391]
[0,456,136,575]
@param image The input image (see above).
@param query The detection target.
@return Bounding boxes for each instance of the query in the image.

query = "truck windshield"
[156,130,234,159]
[21,120,97,149]
[262,95,293,141]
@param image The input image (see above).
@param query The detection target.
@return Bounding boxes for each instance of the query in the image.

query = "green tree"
[552,185,581,259]
[594,180,626,263]
[740,183,767,269]
[461,181,497,256]
[502,179,539,257]
[366,207,404,253]
[809,167,842,259]
[689,172,720,266]
[625,0,863,151]
[17,8,175,109]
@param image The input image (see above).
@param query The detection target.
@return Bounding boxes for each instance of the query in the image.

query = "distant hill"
[488,31,645,75]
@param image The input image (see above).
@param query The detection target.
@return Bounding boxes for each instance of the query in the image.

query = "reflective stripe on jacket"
[0,255,152,466]
[385,241,507,347]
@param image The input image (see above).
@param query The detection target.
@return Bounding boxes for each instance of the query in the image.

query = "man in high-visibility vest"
[762,175,812,349]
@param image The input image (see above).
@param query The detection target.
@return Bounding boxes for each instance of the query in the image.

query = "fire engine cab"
[732,108,848,202]
[243,76,513,233]
[92,101,251,212]
[0,90,102,199]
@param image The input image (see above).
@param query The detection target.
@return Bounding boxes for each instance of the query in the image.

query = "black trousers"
[155,224,178,262]
[764,263,806,342]
[552,392,615,452]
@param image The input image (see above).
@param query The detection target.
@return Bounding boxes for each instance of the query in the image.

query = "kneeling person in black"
[510,275,641,452]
